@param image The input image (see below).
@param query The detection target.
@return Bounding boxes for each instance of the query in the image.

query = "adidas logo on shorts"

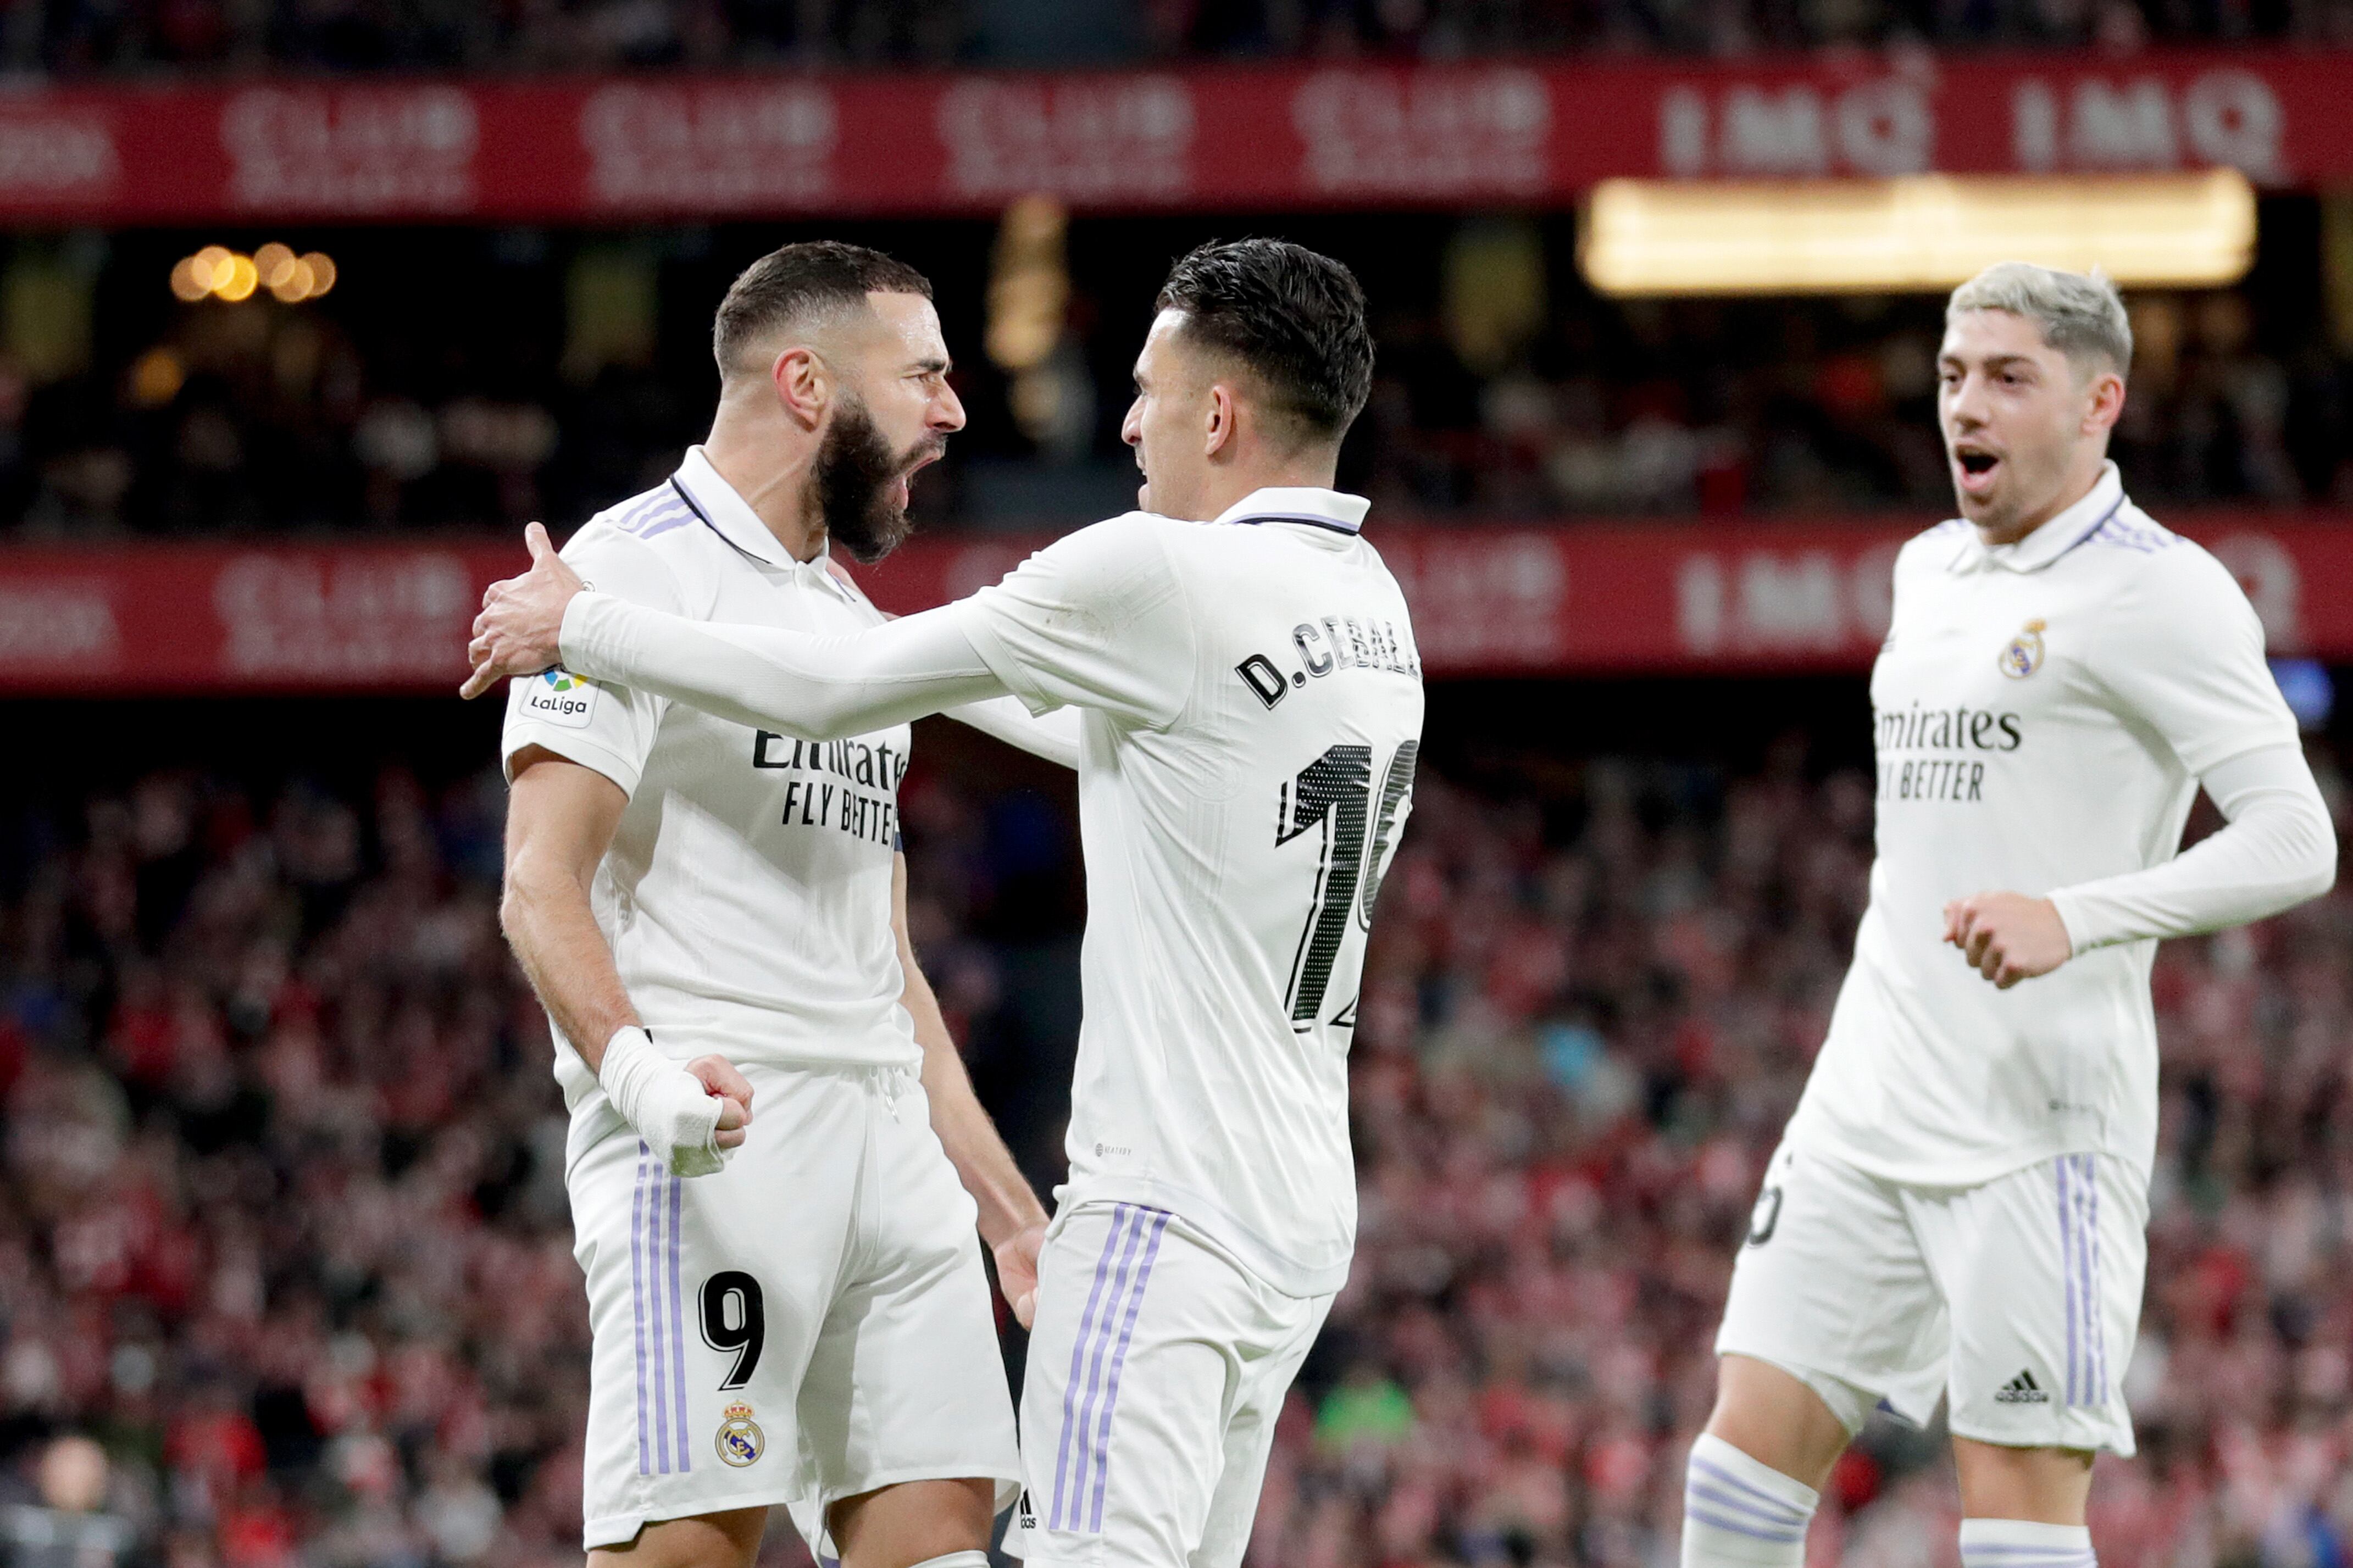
[1994,1370,2050,1405]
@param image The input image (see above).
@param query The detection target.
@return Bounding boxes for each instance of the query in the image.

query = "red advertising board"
[0,514,2341,694]
[0,49,2339,223]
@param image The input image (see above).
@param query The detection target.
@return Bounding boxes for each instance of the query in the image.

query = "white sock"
[906,1555,990,1568]
[1681,1432,1820,1568]
[1960,1518,2096,1568]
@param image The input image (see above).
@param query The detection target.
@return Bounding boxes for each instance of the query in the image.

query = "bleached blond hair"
[1947,262,2133,381]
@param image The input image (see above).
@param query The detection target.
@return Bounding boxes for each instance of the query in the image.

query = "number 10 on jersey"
[1278,740,1417,1028]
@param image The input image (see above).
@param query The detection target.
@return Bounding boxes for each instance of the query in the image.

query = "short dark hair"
[1153,238,1373,448]
[712,241,933,376]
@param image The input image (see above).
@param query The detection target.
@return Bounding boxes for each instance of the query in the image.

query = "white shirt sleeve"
[2050,742,2338,952]
[945,514,1196,729]
[943,697,1083,770]
[501,527,680,796]
[559,594,1008,741]
[2087,542,2299,776]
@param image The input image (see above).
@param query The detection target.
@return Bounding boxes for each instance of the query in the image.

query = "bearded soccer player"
[467,238,1423,1568]
[496,242,1079,1568]
[1680,264,2337,1568]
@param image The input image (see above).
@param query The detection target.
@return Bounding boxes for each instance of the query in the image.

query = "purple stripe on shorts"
[669,1170,691,1472]
[647,1163,671,1473]
[1086,1209,1171,1530]
[2080,1161,2099,1401]
[2057,1156,2079,1407]
[631,1144,652,1476]
[1050,1206,1134,1531]
[1061,1207,1152,1531]
[2082,1158,2105,1405]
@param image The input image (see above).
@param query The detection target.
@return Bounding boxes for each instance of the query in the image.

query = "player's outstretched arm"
[462,522,1011,739]
[890,854,1050,1327]
[1946,742,2337,988]
[557,593,1008,741]
[503,748,752,1174]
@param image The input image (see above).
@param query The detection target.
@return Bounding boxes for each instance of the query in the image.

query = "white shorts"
[1005,1203,1331,1568]
[569,1060,1020,1551]
[1718,1139,2148,1455]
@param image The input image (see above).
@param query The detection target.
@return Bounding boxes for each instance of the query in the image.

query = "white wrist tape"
[598,1025,726,1177]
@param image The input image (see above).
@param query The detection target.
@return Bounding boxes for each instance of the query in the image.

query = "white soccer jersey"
[501,448,921,1113]
[1791,463,2299,1187]
[949,488,1425,1297]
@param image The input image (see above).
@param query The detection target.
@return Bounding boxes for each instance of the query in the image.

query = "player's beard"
[813,397,937,565]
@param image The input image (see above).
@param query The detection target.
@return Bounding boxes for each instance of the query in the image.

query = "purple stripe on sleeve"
[1086,1209,1171,1531]
[631,1144,652,1477]
[1050,1207,1133,1532]
[612,491,678,536]
[669,1171,691,1472]
[1062,1207,1150,1532]
[647,1164,671,1474]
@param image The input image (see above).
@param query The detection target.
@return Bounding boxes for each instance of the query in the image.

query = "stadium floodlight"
[1577,170,2256,296]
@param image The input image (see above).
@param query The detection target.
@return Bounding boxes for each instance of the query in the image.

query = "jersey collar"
[1945,461,2127,575]
[669,446,833,579]
[1210,486,1372,536]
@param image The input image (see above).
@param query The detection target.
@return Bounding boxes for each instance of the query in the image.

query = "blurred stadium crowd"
[10,243,2349,540]
[13,0,2350,71]
[0,724,2343,1567]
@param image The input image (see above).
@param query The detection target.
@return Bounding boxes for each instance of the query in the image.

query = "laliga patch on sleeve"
[520,668,602,729]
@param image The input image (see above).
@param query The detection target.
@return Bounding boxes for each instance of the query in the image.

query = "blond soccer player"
[1685,266,2335,1568]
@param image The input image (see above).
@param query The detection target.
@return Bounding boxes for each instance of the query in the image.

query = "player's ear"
[2084,369,2126,438]
[771,345,829,430]
[1203,381,1237,459]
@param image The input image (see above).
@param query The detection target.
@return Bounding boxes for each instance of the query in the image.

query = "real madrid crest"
[1997,618,2047,680]
[715,1400,764,1467]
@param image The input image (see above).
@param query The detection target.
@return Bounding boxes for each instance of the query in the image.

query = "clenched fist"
[1943,891,2073,989]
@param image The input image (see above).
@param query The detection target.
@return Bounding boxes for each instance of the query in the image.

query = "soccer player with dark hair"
[1684,264,2336,1568]
[495,240,1077,1568]
[467,237,1424,1567]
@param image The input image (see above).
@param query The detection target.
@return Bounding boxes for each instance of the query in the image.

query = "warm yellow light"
[192,245,233,292]
[1578,170,2256,297]
[127,347,185,407]
[215,252,259,302]
[254,242,298,290]
[299,252,336,297]
[169,256,210,302]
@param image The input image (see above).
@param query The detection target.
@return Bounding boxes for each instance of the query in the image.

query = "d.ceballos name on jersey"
[1234,612,1422,709]
[752,731,905,847]
[1874,699,2023,804]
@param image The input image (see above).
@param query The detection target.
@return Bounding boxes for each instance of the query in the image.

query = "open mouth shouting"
[896,444,945,512]
[1952,443,2002,498]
